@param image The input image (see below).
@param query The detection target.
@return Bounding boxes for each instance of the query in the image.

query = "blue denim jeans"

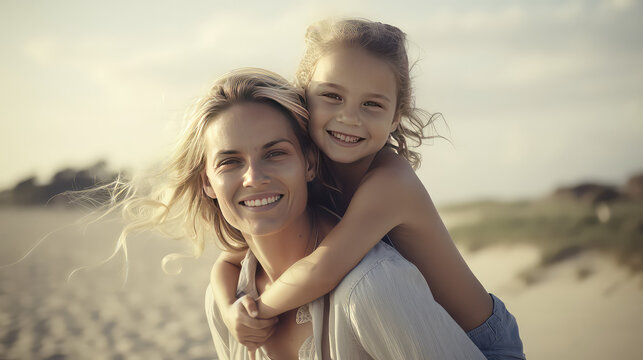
[466,293,526,360]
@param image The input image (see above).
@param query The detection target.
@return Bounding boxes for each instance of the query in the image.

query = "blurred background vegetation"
[443,180,643,276]
[3,161,641,278]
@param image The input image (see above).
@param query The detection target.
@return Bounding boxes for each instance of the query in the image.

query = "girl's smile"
[327,130,364,146]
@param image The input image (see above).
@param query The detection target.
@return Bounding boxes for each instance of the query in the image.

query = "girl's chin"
[313,138,370,164]
[324,151,365,165]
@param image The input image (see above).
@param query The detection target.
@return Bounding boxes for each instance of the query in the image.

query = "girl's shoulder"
[355,148,427,211]
[363,147,419,188]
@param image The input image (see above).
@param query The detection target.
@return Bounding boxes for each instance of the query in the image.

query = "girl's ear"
[201,170,217,199]
[389,113,401,133]
[305,150,317,182]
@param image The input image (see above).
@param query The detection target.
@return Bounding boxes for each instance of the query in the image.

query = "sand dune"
[465,246,643,360]
[1,207,641,359]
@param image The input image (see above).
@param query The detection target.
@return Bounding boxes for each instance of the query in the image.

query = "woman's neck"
[244,209,316,283]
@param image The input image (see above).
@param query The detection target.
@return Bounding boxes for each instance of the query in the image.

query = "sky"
[1,0,641,205]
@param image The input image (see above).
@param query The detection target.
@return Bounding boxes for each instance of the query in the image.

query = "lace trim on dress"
[296,304,314,359]
[298,335,315,359]
[296,303,312,324]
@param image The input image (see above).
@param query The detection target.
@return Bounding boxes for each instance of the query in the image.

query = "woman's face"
[306,47,399,164]
[201,102,315,237]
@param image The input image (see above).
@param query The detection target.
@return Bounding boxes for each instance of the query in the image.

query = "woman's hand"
[221,295,278,355]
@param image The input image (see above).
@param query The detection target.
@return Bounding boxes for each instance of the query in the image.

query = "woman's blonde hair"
[296,18,441,169]
[82,68,313,275]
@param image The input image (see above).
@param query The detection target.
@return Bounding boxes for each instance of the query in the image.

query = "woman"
[193,68,484,359]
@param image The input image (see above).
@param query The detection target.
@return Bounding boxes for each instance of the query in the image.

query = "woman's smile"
[239,193,283,209]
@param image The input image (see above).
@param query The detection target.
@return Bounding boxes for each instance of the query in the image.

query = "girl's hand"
[221,295,278,353]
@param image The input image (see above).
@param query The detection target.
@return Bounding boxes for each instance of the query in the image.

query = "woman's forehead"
[205,102,300,154]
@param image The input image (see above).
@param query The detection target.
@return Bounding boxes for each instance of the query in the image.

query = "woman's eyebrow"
[214,150,240,157]
[263,139,295,149]
[214,139,295,157]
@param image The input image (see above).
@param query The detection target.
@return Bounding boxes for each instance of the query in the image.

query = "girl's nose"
[337,107,361,126]
[243,162,270,188]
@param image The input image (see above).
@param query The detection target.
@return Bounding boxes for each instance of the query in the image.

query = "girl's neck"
[245,209,317,283]
[327,151,379,208]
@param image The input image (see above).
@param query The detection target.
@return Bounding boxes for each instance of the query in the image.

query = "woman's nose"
[242,162,270,188]
[337,107,361,126]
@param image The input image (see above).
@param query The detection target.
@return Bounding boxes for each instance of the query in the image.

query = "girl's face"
[201,102,315,237]
[306,47,400,165]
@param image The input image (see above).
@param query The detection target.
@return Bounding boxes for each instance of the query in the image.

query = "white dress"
[205,241,486,360]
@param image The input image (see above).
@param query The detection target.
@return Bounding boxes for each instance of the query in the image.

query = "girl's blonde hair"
[84,69,313,274]
[296,18,441,169]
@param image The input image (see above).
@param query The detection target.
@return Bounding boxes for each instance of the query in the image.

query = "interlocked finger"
[239,314,278,330]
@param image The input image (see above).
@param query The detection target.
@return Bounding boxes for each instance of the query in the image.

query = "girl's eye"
[363,101,383,108]
[322,93,342,101]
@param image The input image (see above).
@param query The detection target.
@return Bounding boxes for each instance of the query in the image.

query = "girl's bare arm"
[211,249,278,350]
[387,169,493,331]
[255,167,409,318]
[210,250,246,313]
[256,153,492,330]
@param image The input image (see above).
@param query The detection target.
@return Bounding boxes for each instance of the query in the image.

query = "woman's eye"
[322,93,342,101]
[266,150,287,159]
[217,158,240,167]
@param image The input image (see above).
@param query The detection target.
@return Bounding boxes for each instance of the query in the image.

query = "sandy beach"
[1,207,642,359]
[0,207,219,360]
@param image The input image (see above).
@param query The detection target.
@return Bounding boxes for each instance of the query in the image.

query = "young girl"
[212,19,524,359]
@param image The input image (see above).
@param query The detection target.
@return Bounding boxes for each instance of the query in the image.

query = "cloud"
[423,6,525,32]
[553,1,585,21]
[22,37,58,64]
[607,0,636,10]
[194,7,307,62]
[499,52,589,85]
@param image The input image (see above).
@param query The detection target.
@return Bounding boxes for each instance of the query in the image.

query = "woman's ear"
[201,170,217,199]
[305,150,317,182]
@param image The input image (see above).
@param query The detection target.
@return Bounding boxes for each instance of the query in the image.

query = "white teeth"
[243,195,281,207]
[331,131,360,143]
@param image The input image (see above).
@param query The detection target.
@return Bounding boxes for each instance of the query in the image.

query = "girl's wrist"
[257,298,285,319]
[255,297,273,319]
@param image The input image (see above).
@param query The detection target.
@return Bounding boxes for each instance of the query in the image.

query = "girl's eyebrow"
[314,82,348,96]
[364,92,392,103]
[317,82,345,91]
[317,82,391,103]
[214,139,295,158]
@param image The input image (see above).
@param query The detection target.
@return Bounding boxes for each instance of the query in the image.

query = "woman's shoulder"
[332,242,422,302]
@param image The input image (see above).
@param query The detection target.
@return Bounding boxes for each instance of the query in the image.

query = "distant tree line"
[551,173,643,204]
[2,160,641,208]
[0,160,121,206]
